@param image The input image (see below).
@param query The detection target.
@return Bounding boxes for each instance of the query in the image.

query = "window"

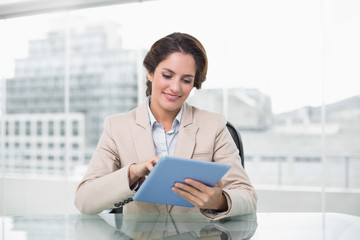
[14,121,20,135]
[72,121,78,136]
[60,120,65,136]
[25,121,31,135]
[1,0,359,217]
[72,143,79,149]
[48,121,54,136]
[37,121,42,135]
[5,121,9,135]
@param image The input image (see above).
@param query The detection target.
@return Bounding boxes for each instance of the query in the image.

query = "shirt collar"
[147,97,183,128]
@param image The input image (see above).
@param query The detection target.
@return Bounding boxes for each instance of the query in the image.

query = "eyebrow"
[163,68,195,78]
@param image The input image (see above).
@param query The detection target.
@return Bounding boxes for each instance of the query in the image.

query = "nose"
[169,78,181,93]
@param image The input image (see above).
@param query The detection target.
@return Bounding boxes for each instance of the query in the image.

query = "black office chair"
[110,121,244,214]
[226,121,245,168]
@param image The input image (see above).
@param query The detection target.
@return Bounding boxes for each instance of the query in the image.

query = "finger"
[172,186,201,206]
[149,156,160,168]
[173,182,201,195]
[184,178,211,192]
[146,158,159,174]
[173,182,212,205]
[215,181,223,188]
[147,162,155,172]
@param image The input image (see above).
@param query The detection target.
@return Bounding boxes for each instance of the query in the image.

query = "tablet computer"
[133,156,231,207]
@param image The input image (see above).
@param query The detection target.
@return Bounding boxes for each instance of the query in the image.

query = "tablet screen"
[133,156,231,207]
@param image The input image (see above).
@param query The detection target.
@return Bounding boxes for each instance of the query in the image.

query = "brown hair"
[143,32,208,96]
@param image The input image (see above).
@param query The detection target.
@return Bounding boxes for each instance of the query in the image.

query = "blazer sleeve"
[200,115,257,219]
[74,117,135,215]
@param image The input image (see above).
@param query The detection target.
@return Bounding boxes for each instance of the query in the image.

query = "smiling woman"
[146,52,196,128]
[143,33,206,130]
[74,32,257,219]
[143,32,208,96]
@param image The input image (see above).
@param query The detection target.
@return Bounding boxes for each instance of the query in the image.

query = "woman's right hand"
[128,156,160,186]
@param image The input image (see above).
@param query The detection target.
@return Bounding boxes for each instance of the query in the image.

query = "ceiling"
[0,0,156,19]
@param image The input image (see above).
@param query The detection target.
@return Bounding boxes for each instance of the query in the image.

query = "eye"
[183,79,192,84]
[162,73,172,79]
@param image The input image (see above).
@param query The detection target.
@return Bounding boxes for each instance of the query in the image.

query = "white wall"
[0,177,79,215]
[256,186,360,216]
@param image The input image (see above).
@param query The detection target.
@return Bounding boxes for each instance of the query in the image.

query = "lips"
[163,92,180,101]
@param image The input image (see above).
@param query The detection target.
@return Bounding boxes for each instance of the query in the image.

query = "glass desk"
[1,212,359,240]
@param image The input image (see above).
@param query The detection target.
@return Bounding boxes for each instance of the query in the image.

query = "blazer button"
[114,203,120,208]
[119,202,124,206]
[124,199,129,204]
[128,198,133,202]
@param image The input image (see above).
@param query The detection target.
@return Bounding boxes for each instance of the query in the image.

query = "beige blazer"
[75,98,257,220]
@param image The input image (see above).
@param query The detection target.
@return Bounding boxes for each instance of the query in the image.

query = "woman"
[75,32,257,219]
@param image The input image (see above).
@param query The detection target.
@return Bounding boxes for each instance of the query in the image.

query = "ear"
[146,71,153,82]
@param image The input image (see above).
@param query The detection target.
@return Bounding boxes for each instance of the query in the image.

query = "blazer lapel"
[132,98,156,162]
[173,102,198,159]
[132,98,168,213]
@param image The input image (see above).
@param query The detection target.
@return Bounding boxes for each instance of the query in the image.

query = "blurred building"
[4,21,140,176]
[276,95,360,125]
[6,22,139,148]
[188,88,272,130]
[0,78,3,116]
[3,113,85,176]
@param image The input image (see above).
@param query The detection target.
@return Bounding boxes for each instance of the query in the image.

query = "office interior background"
[0,0,359,217]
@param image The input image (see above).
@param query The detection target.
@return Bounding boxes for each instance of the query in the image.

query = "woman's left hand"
[171,179,228,211]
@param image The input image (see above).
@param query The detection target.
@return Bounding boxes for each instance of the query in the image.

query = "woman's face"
[147,52,196,117]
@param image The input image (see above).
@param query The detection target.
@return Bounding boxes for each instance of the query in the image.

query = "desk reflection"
[75,213,257,240]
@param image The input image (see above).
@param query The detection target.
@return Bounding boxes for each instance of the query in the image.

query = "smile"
[163,92,180,101]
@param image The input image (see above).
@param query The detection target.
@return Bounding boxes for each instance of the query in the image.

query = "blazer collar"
[132,97,155,162]
[174,101,198,159]
[135,97,151,130]
[180,101,193,128]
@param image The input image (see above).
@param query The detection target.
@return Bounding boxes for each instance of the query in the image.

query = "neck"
[151,107,178,124]
[150,104,180,133]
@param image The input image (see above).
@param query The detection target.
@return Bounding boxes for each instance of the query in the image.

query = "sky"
[1,0,359,114]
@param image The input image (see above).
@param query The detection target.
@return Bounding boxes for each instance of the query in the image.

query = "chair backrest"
[226,121,245,168]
